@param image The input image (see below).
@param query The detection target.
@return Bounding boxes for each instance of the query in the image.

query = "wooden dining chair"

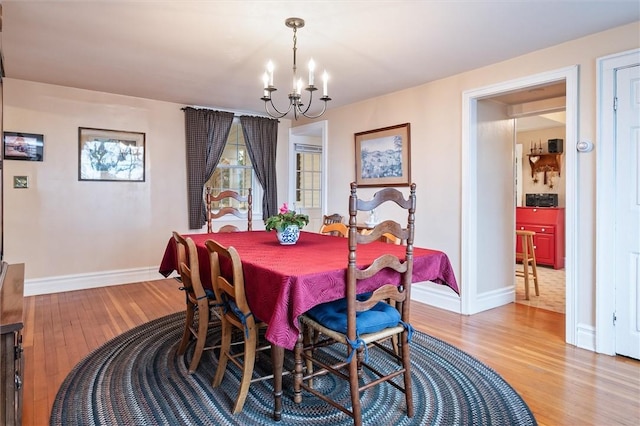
[319,222,349,237]
[361,228,403,245]
[204,239,271,414]
[173,231,222,373]
[293,182,416,426]
[322,213,344,225]
[205,187,252,233]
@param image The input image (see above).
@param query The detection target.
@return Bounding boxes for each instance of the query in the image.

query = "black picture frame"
[78,127,146,182]
[3,131,44,161]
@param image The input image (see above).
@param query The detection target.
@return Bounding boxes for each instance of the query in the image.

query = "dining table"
[159,230,459,420]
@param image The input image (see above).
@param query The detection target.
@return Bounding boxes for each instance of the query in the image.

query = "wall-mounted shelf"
[528,153,562,178]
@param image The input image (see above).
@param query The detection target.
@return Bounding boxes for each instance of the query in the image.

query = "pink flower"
[279,203,289,214]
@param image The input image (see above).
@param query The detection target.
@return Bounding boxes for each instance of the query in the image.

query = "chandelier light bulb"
[267,61,274,86]
[322,71,329,97]
[297,78,303,95]
[308,58,315,86]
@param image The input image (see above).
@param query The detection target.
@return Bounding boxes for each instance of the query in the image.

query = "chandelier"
[261,17,331,120]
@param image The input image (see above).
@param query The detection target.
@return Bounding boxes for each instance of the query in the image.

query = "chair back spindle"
[205,187,252,233]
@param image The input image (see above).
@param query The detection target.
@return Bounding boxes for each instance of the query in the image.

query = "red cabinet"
[516,207,565,269]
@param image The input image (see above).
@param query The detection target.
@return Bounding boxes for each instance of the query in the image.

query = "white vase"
[276,225,300,245]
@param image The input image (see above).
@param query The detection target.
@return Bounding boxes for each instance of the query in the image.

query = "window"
[205,119,253,210]
[295,143,322,209]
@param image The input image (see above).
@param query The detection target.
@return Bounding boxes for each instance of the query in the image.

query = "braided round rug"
[51,311,536,425]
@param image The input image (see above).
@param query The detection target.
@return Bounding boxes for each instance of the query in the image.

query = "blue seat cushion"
[306,293,401,335]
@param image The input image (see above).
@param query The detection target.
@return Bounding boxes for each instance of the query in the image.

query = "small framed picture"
[13,176,29,189]
[3,132,44,161]
[354,123,411,187]
[78,127,145,182]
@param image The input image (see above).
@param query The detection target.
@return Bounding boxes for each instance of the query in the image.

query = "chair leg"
[348,350,363,426]
[212,319,232,387]
[401,332,414,418]
[188,300,209,373]
[232,327,258,414]
[177,302,194,356]
[304,325,315,387]
[522,234,530,300]
[293,330,305,404]
[529,237,540,296]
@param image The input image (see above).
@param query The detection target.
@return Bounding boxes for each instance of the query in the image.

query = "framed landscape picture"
[354,123,411,187]
[3,131,44,161]
[78,127,145,182]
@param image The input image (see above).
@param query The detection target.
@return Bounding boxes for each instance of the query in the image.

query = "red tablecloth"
[159,231,458,350]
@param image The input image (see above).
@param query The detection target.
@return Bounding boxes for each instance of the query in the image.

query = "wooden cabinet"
[1,262,25,426]
[516,207,565,269]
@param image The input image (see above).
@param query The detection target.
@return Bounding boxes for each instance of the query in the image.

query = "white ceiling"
[1,1,638,117]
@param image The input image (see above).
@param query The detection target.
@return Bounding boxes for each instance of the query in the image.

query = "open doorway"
[288,121,328,232]
[491,83,567,314]
[461,66,578,347]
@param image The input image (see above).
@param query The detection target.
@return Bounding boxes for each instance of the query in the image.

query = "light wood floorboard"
[21,279,640,425]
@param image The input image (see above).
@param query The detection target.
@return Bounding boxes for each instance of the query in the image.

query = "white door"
[614,64,640,359]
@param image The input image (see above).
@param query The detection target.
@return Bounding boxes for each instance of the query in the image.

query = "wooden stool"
[516,230,539,300]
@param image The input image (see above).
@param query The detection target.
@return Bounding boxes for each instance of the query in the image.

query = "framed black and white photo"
[354,123,411,187]
[78,127,145,182]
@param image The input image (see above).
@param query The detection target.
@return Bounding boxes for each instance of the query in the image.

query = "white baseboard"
[575,322,596,352]
[411,283,514,315]
[412,282,462,313]
[471,287,515,314]
[24,267,168,296]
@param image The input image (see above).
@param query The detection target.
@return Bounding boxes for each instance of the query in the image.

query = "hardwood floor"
[23,279,640,425]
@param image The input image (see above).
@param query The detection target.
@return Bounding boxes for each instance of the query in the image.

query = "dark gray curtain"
[184,107,234,229]
[240,115,279,219]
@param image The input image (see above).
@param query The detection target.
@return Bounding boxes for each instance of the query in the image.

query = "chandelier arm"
[295,89,332,119]
[298,99,329,119]
[264,98,293,119]
[297,89,314,115]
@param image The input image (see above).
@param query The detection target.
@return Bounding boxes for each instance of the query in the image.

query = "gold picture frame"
[354,123,411,187]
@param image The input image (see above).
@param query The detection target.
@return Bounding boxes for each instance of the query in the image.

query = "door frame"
[288,120,329,218]
[596,48,640,355]
[462,66,579,346]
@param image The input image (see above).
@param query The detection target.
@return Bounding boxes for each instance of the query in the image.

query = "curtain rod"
[180,106,278,121]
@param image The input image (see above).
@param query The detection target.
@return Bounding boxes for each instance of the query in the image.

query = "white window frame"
[204,118,263,220]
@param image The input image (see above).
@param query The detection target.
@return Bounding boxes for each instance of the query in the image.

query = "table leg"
[271,344,284,421]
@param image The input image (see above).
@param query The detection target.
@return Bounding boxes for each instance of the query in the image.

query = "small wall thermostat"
[576,141,593,152]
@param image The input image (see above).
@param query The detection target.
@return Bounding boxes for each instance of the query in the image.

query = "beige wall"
[2,81,291,290]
